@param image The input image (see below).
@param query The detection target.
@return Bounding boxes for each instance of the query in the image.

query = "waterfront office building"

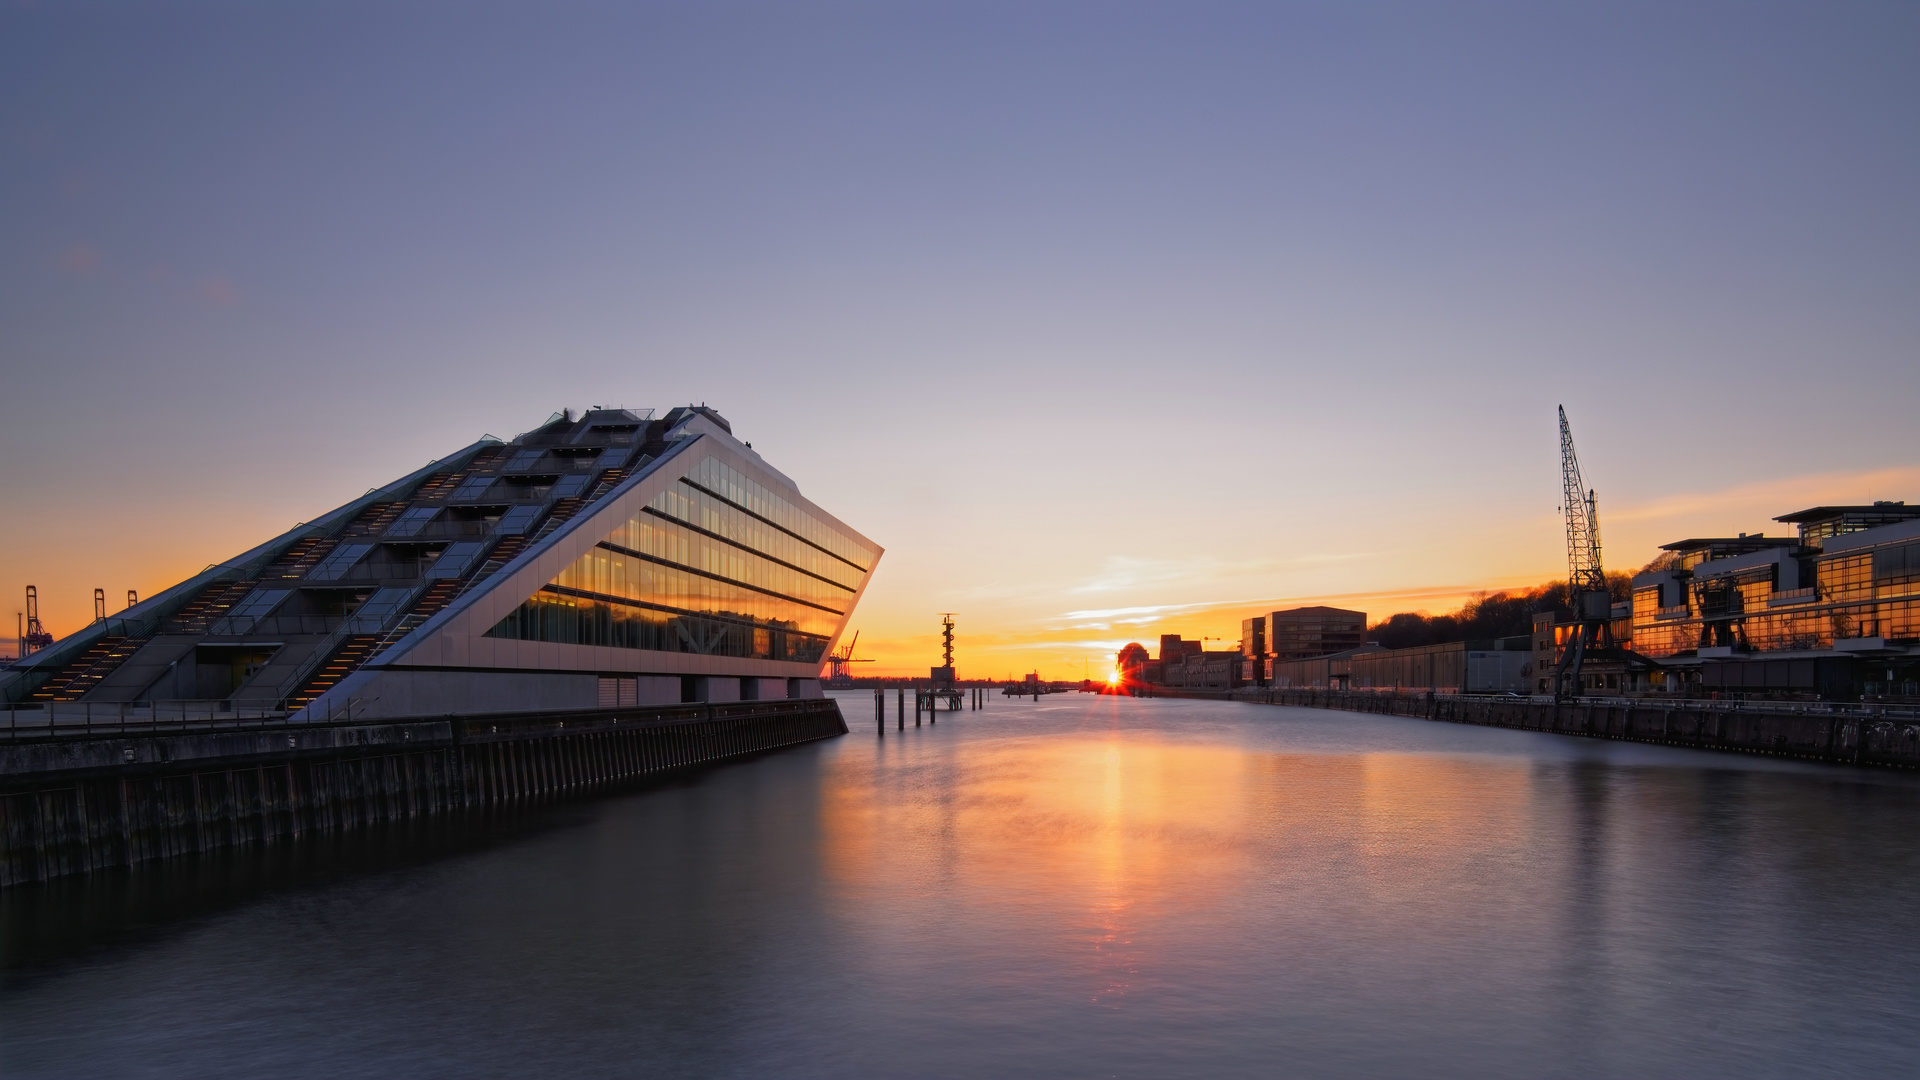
[3,407,880,717]
[1627,503,1920,697]
[1240,617,1266,684]
[1268,607,1368,662]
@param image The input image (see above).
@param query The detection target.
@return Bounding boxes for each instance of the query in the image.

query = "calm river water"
[5,693,1920,1078]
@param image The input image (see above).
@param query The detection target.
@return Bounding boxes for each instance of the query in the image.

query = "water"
[5,693,1920,1078]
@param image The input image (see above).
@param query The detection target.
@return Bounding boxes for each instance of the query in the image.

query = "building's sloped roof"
[2,406,879,718]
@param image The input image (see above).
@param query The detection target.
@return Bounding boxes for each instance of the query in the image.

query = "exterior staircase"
[343,501,405,537]
[28,636,150,701]
[364,580,467,662]
[285,636,381,708]
[167,580,256,634]
[531,497,587,542]
[262,536,339,580]
[470,535,527,585]
[585,466,630,502]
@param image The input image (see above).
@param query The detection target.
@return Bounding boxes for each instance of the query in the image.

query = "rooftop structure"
[1657,535,1800,572]
[1773,502,1920,548]
[1,406,881,717]
[1633,502,1918,698]
[1268,606,1367,662]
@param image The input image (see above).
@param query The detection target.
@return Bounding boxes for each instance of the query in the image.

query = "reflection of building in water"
[2,405,880,716]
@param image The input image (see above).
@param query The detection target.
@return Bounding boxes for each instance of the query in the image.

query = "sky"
[3,1,1917,678]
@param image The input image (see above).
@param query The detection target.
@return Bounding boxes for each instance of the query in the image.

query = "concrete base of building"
[0,697,848,888]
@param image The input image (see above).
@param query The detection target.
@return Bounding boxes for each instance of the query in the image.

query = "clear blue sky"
[4,1,1917,673]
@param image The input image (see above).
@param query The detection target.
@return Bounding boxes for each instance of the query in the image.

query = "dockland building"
[1133,500,1920,702]
[1625,502,1920,698]
[3,406,880,717]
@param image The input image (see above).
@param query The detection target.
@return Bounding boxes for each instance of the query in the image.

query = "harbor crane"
[825,630,873,686]
[1554,406,1614,699]
[18,585,54,659]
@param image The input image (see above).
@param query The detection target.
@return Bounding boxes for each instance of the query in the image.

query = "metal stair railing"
[271,575,439,710]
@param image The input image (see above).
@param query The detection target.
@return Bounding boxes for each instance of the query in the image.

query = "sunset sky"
[4,2,1917,678]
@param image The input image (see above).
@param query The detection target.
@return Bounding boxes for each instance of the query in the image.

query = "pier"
[0,697,847,887]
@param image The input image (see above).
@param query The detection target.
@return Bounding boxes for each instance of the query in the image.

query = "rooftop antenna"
[1555,405,1612,699]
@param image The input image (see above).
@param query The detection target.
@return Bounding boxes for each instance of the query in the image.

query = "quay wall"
[1149,687,1920,769]
[0,698,847,888]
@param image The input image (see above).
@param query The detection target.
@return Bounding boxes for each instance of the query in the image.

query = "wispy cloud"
[1605,466,1920,528]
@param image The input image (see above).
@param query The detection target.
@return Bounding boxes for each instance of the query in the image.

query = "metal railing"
[268,574,440,709]
[204,614,345,637]
[0,693,830,747]
[2,699,302,741]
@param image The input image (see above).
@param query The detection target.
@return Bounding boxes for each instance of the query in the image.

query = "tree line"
[1366,573,1633,650]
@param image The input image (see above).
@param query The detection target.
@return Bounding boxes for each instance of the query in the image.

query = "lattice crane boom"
[1555,406,1613,699]
[1559,405,1606,595]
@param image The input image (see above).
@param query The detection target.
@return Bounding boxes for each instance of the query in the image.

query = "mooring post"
[897,688,904,731]
[876,687,884,736]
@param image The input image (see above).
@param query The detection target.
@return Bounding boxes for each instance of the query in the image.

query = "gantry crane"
[824,630,873,686]
[1554,406,1614,699]
[19,585,54,659]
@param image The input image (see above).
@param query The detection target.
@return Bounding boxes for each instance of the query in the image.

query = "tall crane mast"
[1555,406,1612,699]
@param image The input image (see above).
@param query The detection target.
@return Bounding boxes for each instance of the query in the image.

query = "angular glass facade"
[1631,531,1920,658]
[485,456,874,663]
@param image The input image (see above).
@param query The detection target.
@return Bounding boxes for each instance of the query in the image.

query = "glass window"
[347,586,413,632]
[483,456,872,662]
[497,504,541,535]
[385,507,438,538]
[431,542,488,579]
[451,477,494,502]
[308,542,374,580]
[210,588,291,634]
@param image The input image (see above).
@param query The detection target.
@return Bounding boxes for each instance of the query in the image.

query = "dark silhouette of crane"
[1554,406,1613,699]
[825,630,873,687]
[19,585,54,658]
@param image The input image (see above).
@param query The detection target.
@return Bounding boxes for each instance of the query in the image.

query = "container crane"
[1555,406,1614,699]
[19,585,54,659]
[824,630,873,686]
